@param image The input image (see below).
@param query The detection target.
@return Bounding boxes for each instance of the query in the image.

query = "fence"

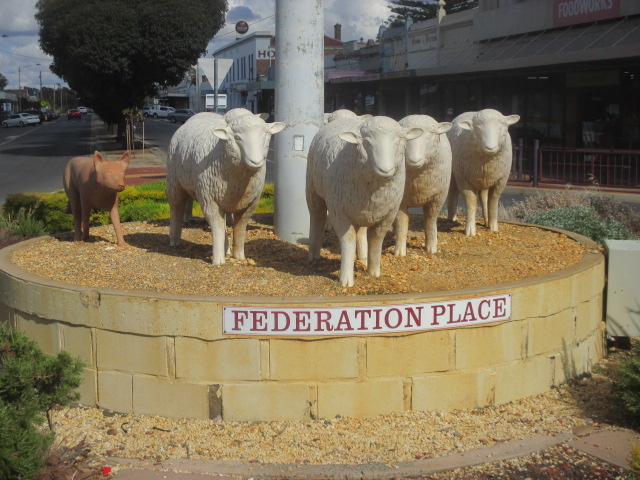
[509,140,640,191]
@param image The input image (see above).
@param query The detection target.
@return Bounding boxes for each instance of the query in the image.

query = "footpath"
[89,115,639,479]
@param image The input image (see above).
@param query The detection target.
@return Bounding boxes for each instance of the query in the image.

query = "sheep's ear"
[505,114,520,126]
[212,126,232,140]
[257,113,270,121]
[437,122,453,134]
[457,120,472,131]
[267,122,286,134]
[339,131,361,144]
[403,127,423,141]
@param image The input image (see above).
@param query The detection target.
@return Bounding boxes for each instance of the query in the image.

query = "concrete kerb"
[107,428,640,479]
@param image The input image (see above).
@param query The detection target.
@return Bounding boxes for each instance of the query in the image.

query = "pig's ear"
[93,151,105,166]
[119,151,131,165]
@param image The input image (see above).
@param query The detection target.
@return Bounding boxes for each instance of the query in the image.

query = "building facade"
[327,0,640,151]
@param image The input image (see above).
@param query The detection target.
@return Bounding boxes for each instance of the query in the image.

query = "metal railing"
[509,140,640,191]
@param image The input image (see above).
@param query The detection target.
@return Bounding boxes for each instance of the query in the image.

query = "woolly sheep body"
[166,111,284,264]
[395,115,452,256]
[306,116,423,286]
[446,109,520,236]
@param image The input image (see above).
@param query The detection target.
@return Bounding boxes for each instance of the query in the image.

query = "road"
[0,115,94,205]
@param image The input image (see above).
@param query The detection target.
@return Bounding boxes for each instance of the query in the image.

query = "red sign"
[223,293,511,337]
[553,0,620,28]
[235,21,249,35]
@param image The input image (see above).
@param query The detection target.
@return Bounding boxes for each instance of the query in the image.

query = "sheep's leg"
[334,220,357,287]
[479,189,489,226]
[487,183,505,232]
[356,227,368,265]
[168,188,189,246]
[366,223,387,278]
[394,206,409,257]
[460,188,477,236]
[307,192,327,261]
[202,202,227,265]
[447,176,459,221]
[423,200,440,254]
[231,207,253,260]
[182,198,193,223]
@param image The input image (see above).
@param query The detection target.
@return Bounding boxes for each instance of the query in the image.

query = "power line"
[0,48,52,62]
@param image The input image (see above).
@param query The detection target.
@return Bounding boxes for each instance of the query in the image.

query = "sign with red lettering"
[223,293,511,336]
[553,0,620,28]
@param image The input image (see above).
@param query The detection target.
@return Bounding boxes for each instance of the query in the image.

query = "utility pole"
[273,0,324,243]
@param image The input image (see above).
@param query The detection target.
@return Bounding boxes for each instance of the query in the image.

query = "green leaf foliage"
[525,204,637,244]
[0,325,84,480]
[615,342,640,419]
[35,0,228,125]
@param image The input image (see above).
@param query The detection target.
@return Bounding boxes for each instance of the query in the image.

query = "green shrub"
[0,325,85,479]
[120,201,170,222]
[614,342,640,419]
[525,204,636,244]
[1,181,276,236]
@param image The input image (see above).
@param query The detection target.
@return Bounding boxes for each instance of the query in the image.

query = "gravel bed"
[11,214,589,297]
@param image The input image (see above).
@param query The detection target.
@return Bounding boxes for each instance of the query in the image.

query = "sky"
[0,0,394,92]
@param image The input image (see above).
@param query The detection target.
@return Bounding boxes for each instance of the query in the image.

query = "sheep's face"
[213,117,285,170]
[459,110,520,155]
[401,116,452,169]
[339,117,423,178]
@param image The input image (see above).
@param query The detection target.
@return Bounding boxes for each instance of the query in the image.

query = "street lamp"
[18,63,41,111]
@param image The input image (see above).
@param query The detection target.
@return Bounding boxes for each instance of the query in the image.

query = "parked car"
[67,109,82,120]
[77,106,88,115]
[45,110,59,121]
[142,106,154,117]
[1,112,40,128]
[168,109,196,123]
[21,109,44,123]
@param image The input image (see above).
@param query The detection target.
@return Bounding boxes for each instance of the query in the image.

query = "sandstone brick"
[366,331,453,377]
[78,368,97,406]
[15,314,60,355]
[97,371,133,413]
[317,379,404,419]
[269,338,359,380]
[553,333,605,385]
[412,369,495,411]
[175,337,261,381]
[60,324,94,366]
[455,321,525,370]
[575,296,604,341]
[494,356,554,405]
[133,376,210,419]
[222,383,313,421]
[96,330,167,376]
[527,309,575,358]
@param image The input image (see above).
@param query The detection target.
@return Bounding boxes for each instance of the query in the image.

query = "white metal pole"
[274,0,324,243]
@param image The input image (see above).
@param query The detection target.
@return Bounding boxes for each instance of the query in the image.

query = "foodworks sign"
[223,293,511,337]
[554,0,620,27]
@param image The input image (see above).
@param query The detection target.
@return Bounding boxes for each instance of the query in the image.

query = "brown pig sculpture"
[63,151,131,245]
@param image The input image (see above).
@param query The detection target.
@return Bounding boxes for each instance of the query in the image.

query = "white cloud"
[0,0,393,91]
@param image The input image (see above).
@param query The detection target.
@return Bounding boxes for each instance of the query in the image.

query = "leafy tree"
[384,0,479,28]
[0,73,7,91]
[35,0,227,137]
[445,0,479,14]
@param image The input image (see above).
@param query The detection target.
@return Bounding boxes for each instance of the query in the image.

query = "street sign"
[235,21,249,35]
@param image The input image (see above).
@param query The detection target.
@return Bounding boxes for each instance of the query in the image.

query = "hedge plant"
[1,181,275,236]
[0,324,84,479]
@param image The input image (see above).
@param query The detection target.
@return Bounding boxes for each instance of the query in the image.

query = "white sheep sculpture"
[167,110,285,264]
[324,109,371,124]
[306,116,423,287]
[395,115,452,256]
[446,109,520,236]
